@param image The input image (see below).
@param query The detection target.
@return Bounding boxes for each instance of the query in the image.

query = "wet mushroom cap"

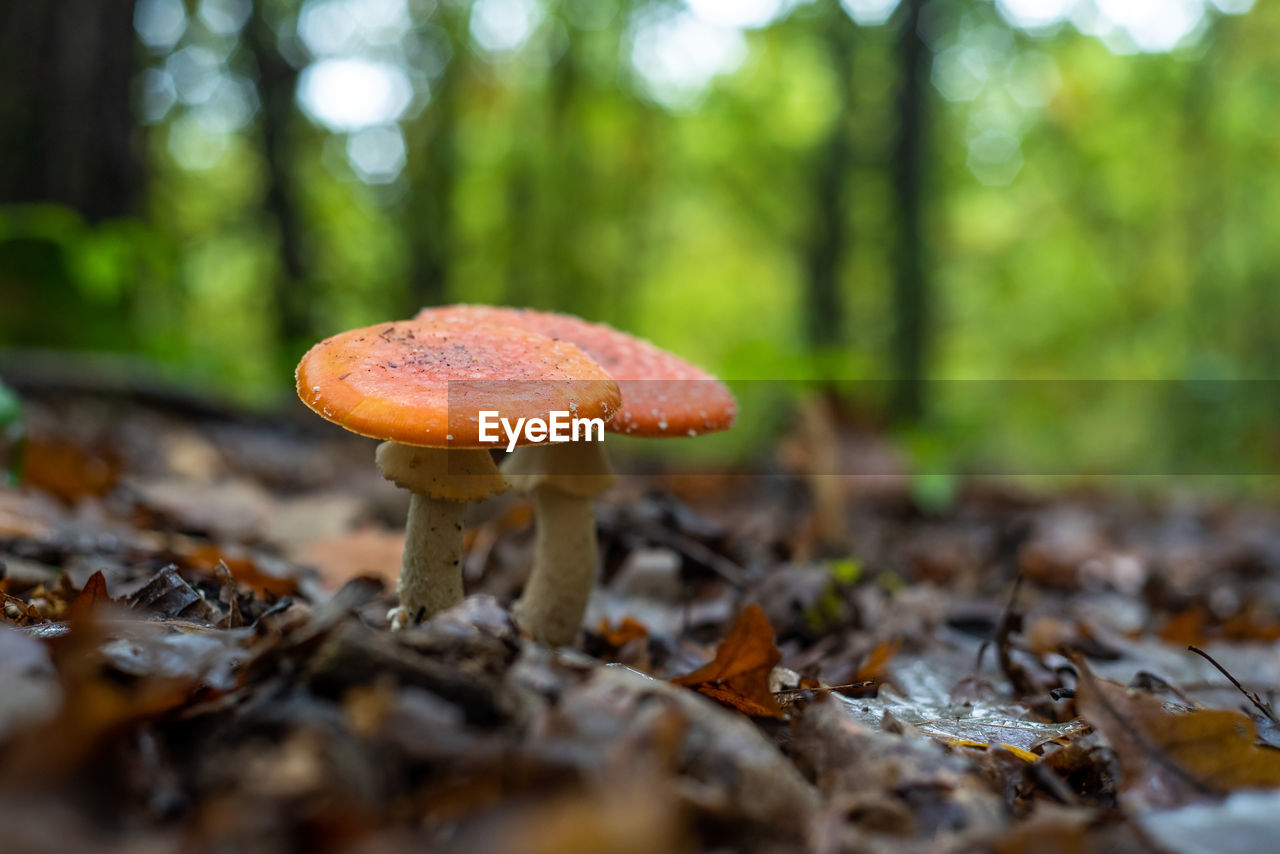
[417,305,737,438]
[296,320,621,448]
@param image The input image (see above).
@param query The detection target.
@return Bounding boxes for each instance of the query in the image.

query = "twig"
[640,526,746,587]
[773,681,873,699]
[996,575,1038,697]
[1187,644,1280,725]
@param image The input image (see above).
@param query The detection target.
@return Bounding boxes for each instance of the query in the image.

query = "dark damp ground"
[5,387,1280,853]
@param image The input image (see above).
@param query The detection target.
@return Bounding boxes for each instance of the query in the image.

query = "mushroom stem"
[394,492,465,626]
[503,441,614,645]
[512,486,598,645]
[376,442,508,630]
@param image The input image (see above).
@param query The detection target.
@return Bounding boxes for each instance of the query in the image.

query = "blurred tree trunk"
[504,154,538,307]
[404,12,464,311]
[546,6,590,317]
[605,0,659,328]
[611,104,658,329]
[244,5,311,351]
[0,0,142,220]
[890,0,930,420]
[802,2,855,368]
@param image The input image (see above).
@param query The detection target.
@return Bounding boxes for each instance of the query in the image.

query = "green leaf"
[0,379,25,486]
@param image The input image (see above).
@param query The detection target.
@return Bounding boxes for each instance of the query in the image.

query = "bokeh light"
[470,0,544,54]
[135,0,187,53]
[198,0,252,36]
[297,58,414,132]
[629,8,747,107]
[346,125,408,183]
[686,0,794,30]
[839,0,902,27]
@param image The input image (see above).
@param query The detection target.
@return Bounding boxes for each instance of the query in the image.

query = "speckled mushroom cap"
[416,305,737,438]
[296,320,621,448]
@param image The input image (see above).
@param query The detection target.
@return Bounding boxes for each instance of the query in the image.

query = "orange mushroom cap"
[416,305,737,438]
[296,320,621,448]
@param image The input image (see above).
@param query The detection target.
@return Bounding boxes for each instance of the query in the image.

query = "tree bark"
[0,0,142,220]
[890,0,930,420]
[404,12,464,311]
[244,4,311,351]
[802,2,856,362]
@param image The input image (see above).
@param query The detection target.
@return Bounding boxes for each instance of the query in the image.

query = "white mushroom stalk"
[376,442,507,629]
[503,441,614,645]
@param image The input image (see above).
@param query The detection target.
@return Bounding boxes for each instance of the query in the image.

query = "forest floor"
[4,386,1280,853]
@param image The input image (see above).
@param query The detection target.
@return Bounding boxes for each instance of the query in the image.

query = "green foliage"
[911,472,959,515]
[828,557,862,585]
[0,379,24,486]
[803,557,863,632]
[2,0,1278,484]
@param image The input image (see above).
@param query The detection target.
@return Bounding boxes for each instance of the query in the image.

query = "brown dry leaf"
[22,439,121,504]
[1219,610,1280,643]
[988,807,1096,854]
[672,603,785,719]
[295,525,403,589]
[1161,606,1280,647]
[854,638,901,683]
[0,489,60,539]
[183,544,299,597]
[132,476,276,540]
[830,637,901,699]
[469,784,691,854]
[597,616,649,648]
[2,617,199,783]
[1074,658,1280,807]
[0,591,42,626]
[1160,607,1209,647]
[66,570,112,622]
[127,565,219,621]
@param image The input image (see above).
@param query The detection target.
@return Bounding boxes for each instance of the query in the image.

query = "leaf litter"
[5,390,1280,850]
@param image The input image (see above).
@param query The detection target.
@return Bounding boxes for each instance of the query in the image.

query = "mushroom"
[296,319,621,629]
[416,305,737,644]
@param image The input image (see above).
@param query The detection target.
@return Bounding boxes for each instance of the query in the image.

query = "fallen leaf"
[22,440,120,504]
[672,603,785,719]
[454,779,691,854]
[1073,658,1280,807]
[837,659,1088,751]
[295,525,403,590]
[789,698,1006,841]
[0,624,59,739]
[597,616,649,648]
[127,565,219,622]
[1137,789,1280,854]
[0,591,42,626]
[854,638,902,683]
[1160,607,1209,647]
[948,739,1039,763]
[0,489,59,539]
[131,476,275,540]
[558,665,819,830]
[2,617,198,783]
[183,544,298,597]
[66,570,112,622]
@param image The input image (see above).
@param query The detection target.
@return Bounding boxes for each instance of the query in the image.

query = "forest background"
[2,0,1277,485]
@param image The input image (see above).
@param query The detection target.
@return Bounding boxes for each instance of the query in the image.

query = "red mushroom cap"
[296,320,621,448]
[417,305,737,438]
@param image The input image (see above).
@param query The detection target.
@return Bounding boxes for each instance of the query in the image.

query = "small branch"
[1187,644,1280,725]
[996,575,1038,697]
[773,681,873,699]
